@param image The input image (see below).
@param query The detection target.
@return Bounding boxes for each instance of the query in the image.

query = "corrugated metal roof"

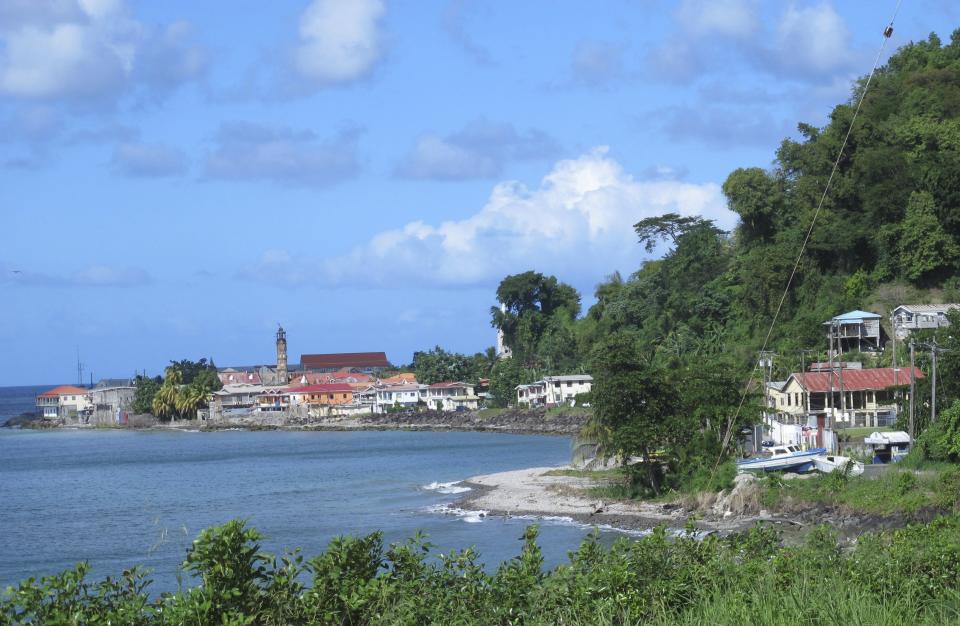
[300,352,390,369]
[895,303,960,314]
[827,310,882,322]
[791,367,922,392]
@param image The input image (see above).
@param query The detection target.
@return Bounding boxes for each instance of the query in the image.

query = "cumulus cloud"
[242,148,734,287]
[294,0,385,86]
[204,122,362,186]
[111,141,187,177]
[765,2,858,79]
[396,120,560,180]
[647,0,862,83]
[0,0,207,103]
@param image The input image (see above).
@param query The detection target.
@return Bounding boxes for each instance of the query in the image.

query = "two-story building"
[89,379,135,425]
[892,304,960,338]
[516,375,593,407]
[767,366,922,428]
[825,310,884,353]
[375,383,427,412]
[287,383,354,406]
[35,385,91,421]
[426,382,479,411]
[542,375,593,406]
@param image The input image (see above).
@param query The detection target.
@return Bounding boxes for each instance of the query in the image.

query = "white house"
[375,383,427,412]
[543,375,593,406]
[892,304,960,338]
[35,385,91,420]
[516,375,593,407]
[516,381,547,407]
[426,382,480,411]
[825,310,883,353]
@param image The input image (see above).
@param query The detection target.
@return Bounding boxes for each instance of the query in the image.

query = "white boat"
[812,454,864,476]
[737,444,827,473]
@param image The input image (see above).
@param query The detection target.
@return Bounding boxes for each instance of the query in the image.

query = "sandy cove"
[455,466,824,537]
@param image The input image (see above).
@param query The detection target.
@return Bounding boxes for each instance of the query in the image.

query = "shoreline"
[449,465,937,540]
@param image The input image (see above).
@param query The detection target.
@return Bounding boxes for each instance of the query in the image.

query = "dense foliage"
[410,346,497,386]
[136,358,222,421]
[5,517,960,625]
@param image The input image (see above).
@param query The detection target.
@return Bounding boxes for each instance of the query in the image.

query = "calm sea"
[0,428,626,592]
[0,384,51,423]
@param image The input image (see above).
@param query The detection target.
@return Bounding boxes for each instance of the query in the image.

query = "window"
[566,382,572,387]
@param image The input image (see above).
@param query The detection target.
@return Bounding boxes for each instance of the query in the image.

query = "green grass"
[545,405,592,417]
[763,465,960,514]
[836,425,893,439]
[475,407,509,418]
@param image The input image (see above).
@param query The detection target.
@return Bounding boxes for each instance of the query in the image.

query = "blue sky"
[1,0,957,384]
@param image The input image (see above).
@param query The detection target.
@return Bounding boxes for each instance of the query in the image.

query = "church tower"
[276,325,288,383]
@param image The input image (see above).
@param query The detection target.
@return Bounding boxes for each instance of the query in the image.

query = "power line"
[718,2,905,461]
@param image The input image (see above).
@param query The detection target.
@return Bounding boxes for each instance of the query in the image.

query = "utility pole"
[931,337,938,425]
[909,341,916,445]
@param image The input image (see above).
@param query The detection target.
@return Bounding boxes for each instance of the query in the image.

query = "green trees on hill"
[477,33,960,482]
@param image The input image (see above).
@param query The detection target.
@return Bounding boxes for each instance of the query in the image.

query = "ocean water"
[0,384,50,422]
[0,428,628,592]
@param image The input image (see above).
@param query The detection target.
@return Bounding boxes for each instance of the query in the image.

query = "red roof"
[38,385,88,398]
[288,383,354,394]
[300,352,390,370]
[429,381,470,389]
[791,367,923,392]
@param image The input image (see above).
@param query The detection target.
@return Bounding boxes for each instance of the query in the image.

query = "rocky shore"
[7,407,590,436]
[453,466,946,541]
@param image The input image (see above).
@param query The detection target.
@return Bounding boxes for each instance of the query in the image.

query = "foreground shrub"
[4,515,960,625]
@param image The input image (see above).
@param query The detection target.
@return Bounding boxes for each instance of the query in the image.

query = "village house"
[825,310,884,353]
[218,369,262,385]
[516,381,547,407]
[35,385,92,421]
[287,383,354,406]
[426,382,480,411]
[89,378,135,425]
[767,366,922,428]
[892,303,960,338]
[375,383,427,412]
[209,383,268,416]
[542,375,593,406]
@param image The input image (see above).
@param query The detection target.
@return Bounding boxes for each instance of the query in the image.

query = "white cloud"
[648,0,861,84]
[294,0,385,86]
[243,148,734,287]
[770,2,856,78]
[0,0,206,102]
[204,122,362,186]
[677,0,759,39]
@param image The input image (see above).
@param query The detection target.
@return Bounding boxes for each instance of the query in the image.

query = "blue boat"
[737,444,827,473]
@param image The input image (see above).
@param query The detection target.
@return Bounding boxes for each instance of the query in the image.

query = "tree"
[132,375,161,414]
[633,213,713,252]
[897,191,960,284]
[490,271,581,366]
[411,346,484,385]
[589,332,684,495]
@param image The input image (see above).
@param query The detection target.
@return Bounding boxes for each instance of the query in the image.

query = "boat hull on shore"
[737,446,827,473]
